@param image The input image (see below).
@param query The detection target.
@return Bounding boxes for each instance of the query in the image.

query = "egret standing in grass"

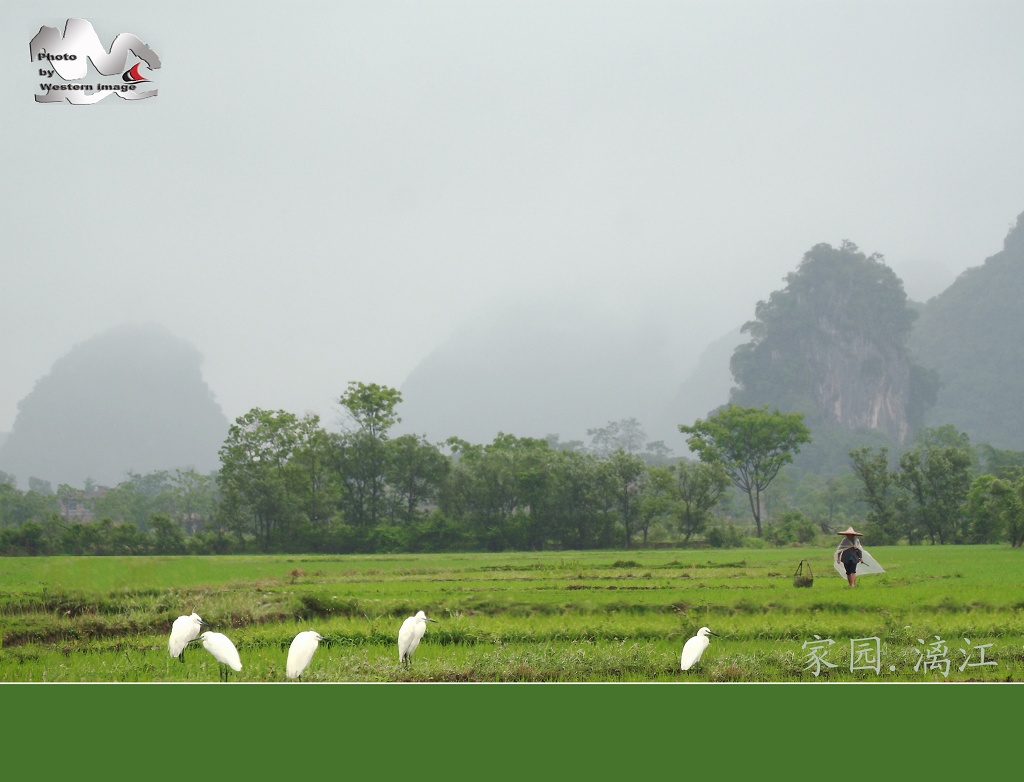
[398,610,438,666]
[680,626,718,671]
[168,612,209,664]
[197,630,243,682]
[286,630,326,680]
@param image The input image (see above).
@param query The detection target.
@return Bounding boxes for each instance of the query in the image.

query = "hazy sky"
[3,1,1023,435]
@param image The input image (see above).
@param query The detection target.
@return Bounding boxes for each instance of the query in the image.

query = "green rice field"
[2,545,1022,682]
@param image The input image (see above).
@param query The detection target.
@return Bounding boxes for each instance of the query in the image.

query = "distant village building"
[58,487,110,523]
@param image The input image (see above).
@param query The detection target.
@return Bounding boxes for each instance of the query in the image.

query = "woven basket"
[793,560,813,588]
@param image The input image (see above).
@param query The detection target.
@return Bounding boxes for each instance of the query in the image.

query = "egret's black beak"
[427,618,438,623]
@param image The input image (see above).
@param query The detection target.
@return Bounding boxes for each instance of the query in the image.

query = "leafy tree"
[669,460,729,543]
[605,450,647,548]
[974,444,1024,480]
[288,415,337,546]
[545,434,586,452]
[331,383,404,537]
[170,469,217,534]
[705,518,744,548]
[0,519,47,555]
[35,512,65,553]
[679,404,811,536]
[338,381,402,438]
[56,483,79,522]
[385,434,449,526]
[964,475,1014,545]
[0,481,20,527]
[217,408,304,550]
[848,446,901,543]
[587,418,674,464]
[107,518,147,555]
[549,449,616,549]
[442,433,554,551]
[894,426,974,544]
[60,518,103,555]
[0,482,59,529]
[1009,478,1024,548]
[639,440,675,466]
[637,467,674,547]
[587,418,648,457]
[28,477,53,495]
[764,511,816,546]
[809,474,861,533]
[769,470,863,534]
[92,471,177,530]
[331,429,388,535]
[150,512,187,554]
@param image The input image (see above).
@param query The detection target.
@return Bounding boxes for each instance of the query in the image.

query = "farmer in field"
[835,526,865,588]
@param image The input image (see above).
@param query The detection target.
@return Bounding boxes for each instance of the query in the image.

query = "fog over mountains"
[2,211,1022,489]
[910,210,1024,449]
[0,324,229,489]
[396,213,1024,455]
[394,299,701,450]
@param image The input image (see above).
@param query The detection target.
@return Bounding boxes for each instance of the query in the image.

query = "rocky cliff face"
[730,241,925,445]
[806,332,912,444]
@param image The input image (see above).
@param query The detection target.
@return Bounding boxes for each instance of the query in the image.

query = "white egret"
[168,612,209,663]
[197,631,243,681]
[286,630,326,680]
[398,610,438,666]
[680,626,718,671]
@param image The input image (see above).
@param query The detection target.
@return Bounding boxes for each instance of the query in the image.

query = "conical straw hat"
[836,526,863,536]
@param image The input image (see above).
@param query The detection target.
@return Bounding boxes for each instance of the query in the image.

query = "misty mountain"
[0,324,230,489]
[909,210,1024,449]
[396,302,695,450]
[396,211,1024,464]
[714,214,1024,456]
[728,241,935,445]
[655,326,745,436]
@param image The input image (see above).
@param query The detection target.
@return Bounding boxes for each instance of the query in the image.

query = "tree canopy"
[679,404,811,536]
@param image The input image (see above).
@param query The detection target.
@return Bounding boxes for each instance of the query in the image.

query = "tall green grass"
[2,545,1022,682]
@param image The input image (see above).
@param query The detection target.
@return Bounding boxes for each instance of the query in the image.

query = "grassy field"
[2,545,1022,682]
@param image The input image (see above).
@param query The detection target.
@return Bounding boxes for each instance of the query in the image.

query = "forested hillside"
[909,211,1024,449]
[728,241,937,445]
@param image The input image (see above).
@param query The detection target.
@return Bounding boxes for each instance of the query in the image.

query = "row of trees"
[0,513,226,557]
[848,426,1024,546]
[4,384,1024,555]
[0,384,737,555]
[0,468,221,555]
[0,469,216,530]
[212,383,732,553]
